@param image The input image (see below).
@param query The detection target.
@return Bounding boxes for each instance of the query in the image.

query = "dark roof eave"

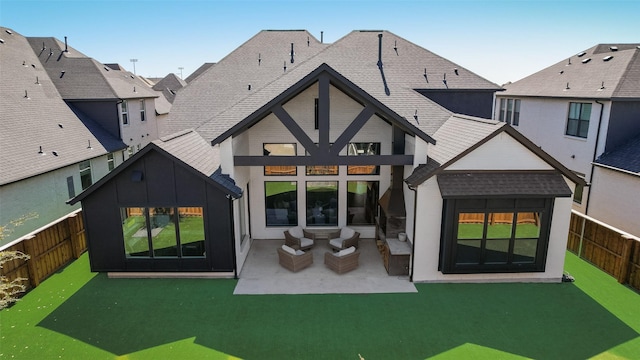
[406,124,586,187]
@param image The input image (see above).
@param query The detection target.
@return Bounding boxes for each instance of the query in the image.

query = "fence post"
[68,214,80,259]
[577,213,587,258]
[22,235,40,287]
[618,235,634,284]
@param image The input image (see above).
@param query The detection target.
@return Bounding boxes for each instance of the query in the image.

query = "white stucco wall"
[236,83,393,240]
[588,166,640,237]
[0,154,117,248]
[411,131,576,282]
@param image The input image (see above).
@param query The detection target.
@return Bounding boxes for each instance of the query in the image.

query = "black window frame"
[347,142,381,175]
[264,181,298,227]
[263,143,297,176]
[440,197,553,274]
[566,102,591,138]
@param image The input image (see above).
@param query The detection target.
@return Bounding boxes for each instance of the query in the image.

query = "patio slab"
[234,238,417,295]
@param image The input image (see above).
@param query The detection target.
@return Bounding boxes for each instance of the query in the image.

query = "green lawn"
[1,251,638,359]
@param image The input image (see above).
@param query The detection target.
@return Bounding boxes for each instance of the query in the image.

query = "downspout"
[228,195,238,279]
[585,100,605,215]
[116,99,123,141]
[408,185,418,282]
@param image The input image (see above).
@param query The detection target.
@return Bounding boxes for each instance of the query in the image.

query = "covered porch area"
[234,238,417,295]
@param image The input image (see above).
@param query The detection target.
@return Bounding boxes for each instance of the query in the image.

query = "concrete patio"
[234,238,418,295]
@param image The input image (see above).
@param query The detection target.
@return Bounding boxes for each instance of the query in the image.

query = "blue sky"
[1,0,638,85]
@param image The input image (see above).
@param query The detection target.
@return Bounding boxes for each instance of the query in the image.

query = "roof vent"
[60,70,65,78]
[22,60,26,66]
[133,86,137,93]
[413,110,419,124]
[567,58,571,65]
[24,90,29,99]
[5,29,13,35]
[423,68,428,83]
[599,81,605,90]
[64,36,68,52]
[581,58,591,64]
[443,73,447,87]
[603,55,613,61]
[31,63,36,68]
[87,140,93,149]
[104,66,110,71]
[248,84,251,91]
[454,68,459,75]
[321,31,323,43]
[565,82,570,90]
[41,42,46,51]
[35,76,40,84]
[52,151,58,157]
[0,39,4,44]
[283,61,287,72]
[394,40,398,56]
[609,46,618,51]
[307,36,310,47]
[258,53,261,66]
[290,43,295,63]
[559,70,564,74]
[58,123,63,128]
[38,146,45,155]
[577,51,586,57]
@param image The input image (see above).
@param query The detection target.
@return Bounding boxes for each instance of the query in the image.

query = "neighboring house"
[71,30,582,283]
[0,27,126,247]
[152,73,186,103]
[495,44,640,215]
[589,136,640,237]
[26,36,161,159]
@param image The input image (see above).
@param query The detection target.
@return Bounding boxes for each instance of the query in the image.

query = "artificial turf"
[0,252,638,359]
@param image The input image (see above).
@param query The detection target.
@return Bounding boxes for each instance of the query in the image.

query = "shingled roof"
[68,129,242,204]
[185,62,215,83]
[167,30,501,143]
[152,73,186,103]
[594,135,640,175]
[501,43,640,99]
[26,36,158,100]
[0,27,126,185]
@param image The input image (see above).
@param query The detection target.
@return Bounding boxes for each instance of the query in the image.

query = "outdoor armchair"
[284,226,315,250]
[328,227,360,251]
[324,246,360,274]
[277,245,313,272]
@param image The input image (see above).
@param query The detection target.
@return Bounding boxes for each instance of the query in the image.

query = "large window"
[121,100,129,125]
[566,102,591,138]
[498,98,521,126]
[265,182,297,226]
[348,142,380,175]
[121,207,205,258]
[441,198,552,273]
[79,160,92,190]
[347,181,378,225]
[306,181,338,226]
[264,143,297,176]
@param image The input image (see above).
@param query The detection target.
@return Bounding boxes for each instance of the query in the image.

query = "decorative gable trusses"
[217,63,436,167]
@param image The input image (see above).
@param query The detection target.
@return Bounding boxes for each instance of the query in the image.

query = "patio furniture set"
[278,226,360,274]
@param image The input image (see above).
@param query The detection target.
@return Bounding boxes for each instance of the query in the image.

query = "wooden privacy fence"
[567,210,640,292]
[1,210,87,290]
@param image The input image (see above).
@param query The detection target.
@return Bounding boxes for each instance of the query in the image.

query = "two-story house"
[26,37,161,160]
[495,44,640,219]
[0,27,126,247]
[71,30,582,283]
